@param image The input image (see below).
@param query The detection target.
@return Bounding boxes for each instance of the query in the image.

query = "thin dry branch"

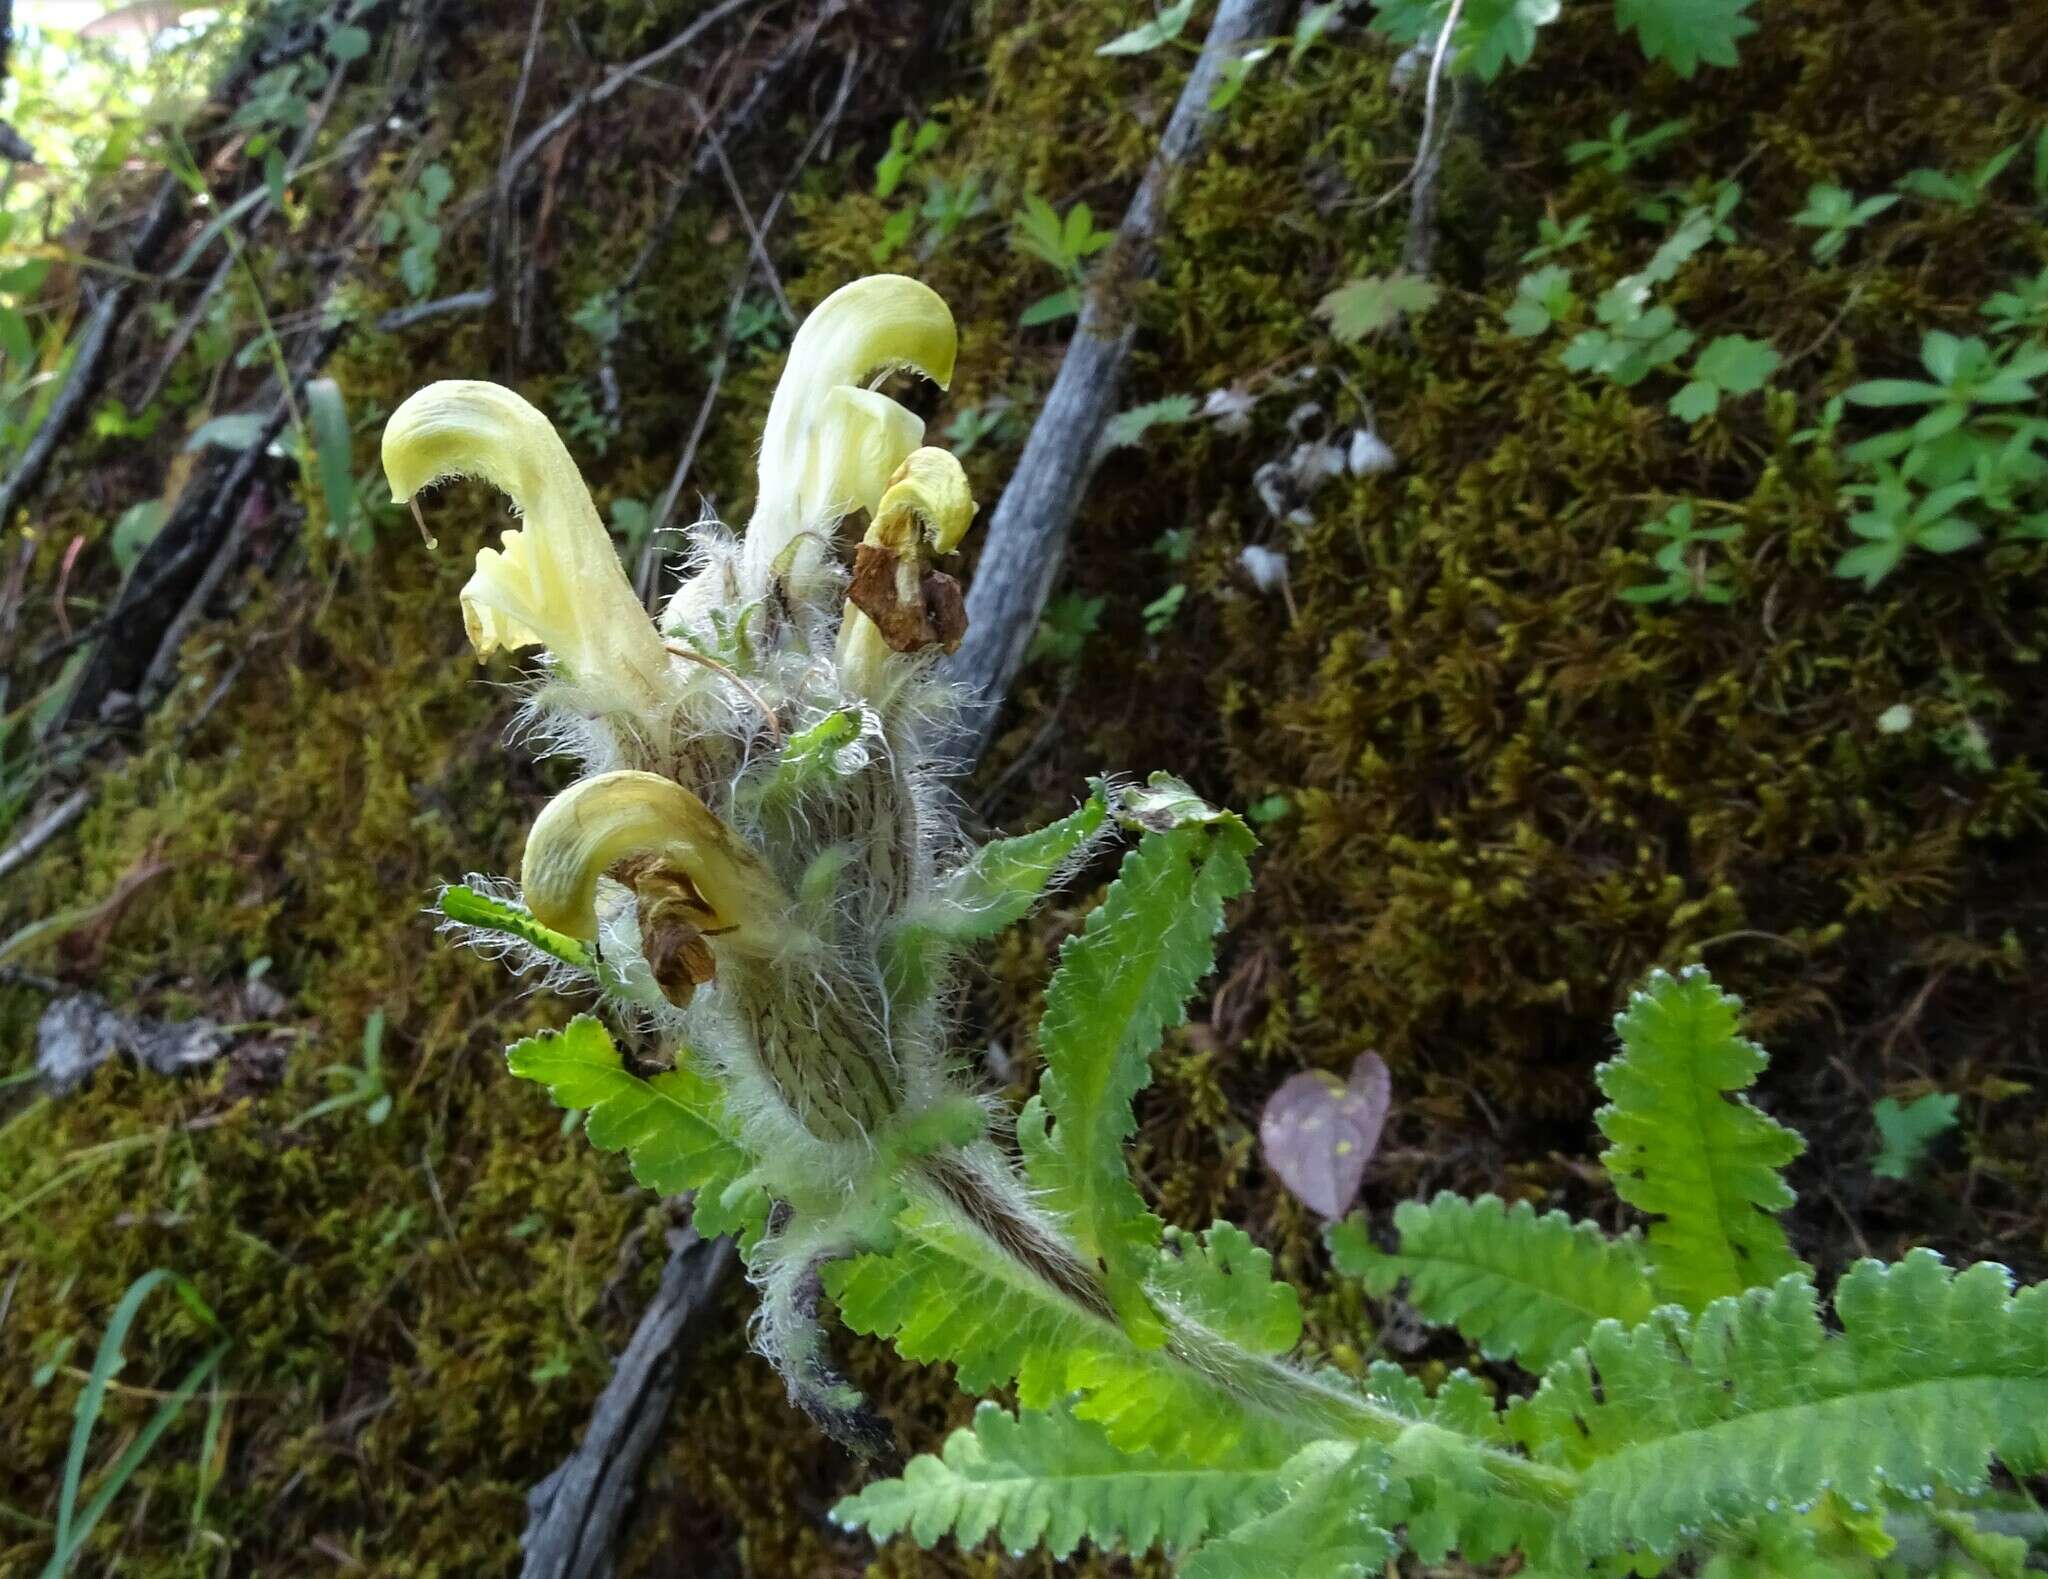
[939,0,1286,759]
[518,1228,738,1579]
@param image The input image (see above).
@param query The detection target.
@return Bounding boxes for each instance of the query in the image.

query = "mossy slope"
[3,0,2045,1574]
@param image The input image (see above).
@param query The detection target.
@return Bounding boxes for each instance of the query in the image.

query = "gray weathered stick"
[519,1227,739,1579]
[940,0,1283,759]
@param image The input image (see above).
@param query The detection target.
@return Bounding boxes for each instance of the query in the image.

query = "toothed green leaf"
[1153,1222,1302,1356]
[1329,1193,1656,1371]
[884,788,1110,1000]
[832,1401,1296,1558]
[1510,1254,2048,1561]
[1596,968,1806,1310]
[828,1196,1275,1462]
[1181,1441,1397,1579]
[1022,777,1255,1280]
[1614,0,1756,76]
[822,1198,1087,1399]
[505,1016,764,1241]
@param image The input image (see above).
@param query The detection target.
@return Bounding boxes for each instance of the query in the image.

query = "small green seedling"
[378,164,453,299]
[1522,212,1591,262]
[1141,582,1187,634]
[874,118,943,199]
[1503,266,1576,338]
[1791,183,1899,263]
[1980,266,2048,337]
[1834,464,1981,589]
[1872,1092,1960,1181]
[1567,113,1689,175]
[291,1009,393,1129]
[1029,593,1107,666]
[1012,195,1117,325]
[1096,0,1195,56]
[1898,141,2022,210]
[1620,501,1739,605]
[1668,334,1781,423]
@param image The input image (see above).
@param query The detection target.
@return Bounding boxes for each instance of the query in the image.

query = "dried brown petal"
[847,543,969,655]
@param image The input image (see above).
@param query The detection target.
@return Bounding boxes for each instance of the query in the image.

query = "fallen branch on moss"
[0,183,182,532]
[942,0,1285,760]
[520,1225,738,1579]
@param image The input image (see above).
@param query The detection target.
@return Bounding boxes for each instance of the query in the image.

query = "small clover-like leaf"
[1692,334,1780,396]
[1668,380,1720,423]
[1504,265,1574,337]
[1317,273,1441,342]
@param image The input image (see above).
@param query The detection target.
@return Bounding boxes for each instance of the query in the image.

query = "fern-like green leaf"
[1021,776,1255,1281]
[822,1198,1087,1399]
[1153,1222,1302,1356]
[831,1401,1294,1558]
[1510,1252,2048,1561]
[1180,1441,1396,1579]
[1597,968,1806,1310]
[505,1016,764,1241]
[884,787,1109,1000]
[1328,1193,1656,1371]
[1361,1362,1564,1563]
[828,1197,1272,1462]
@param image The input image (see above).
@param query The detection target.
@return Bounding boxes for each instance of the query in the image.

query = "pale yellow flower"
[739,274,958,595]
[519,769,785,948]
[382,380,670,713]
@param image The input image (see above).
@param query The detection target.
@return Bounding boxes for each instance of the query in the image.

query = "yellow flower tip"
[872,447,977,556]
[381,380,556,508]
[834,448,976,691]
[520,770,786,944]
[380,380,670,701]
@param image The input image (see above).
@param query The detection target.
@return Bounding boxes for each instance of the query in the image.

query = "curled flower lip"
[520,770,788,948]
[382,380,669,711]
[741,274,958,594]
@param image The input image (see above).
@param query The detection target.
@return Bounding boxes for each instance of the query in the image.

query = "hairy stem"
[902,1154,1579,1509]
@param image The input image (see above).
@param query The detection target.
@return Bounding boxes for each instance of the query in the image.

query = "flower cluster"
[384,276,1091,1439]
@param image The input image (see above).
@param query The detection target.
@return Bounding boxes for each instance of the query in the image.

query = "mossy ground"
[3,0,2045,1573]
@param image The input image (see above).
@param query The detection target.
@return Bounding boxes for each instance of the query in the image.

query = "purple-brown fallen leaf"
[1260,1051,1391,1219]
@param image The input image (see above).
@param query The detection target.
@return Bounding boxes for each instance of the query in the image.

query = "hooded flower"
[836,446,977,694]
[389,273,982,1127]
[381,380,672,716]
[736,274,957,599]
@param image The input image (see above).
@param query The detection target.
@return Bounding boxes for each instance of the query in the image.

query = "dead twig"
[1356,0,1466,226]
[494,0,766,214]
[0,786,92,885]
[518,1227,738,1579]
[941,0,1286,759]
[375,288,498,335]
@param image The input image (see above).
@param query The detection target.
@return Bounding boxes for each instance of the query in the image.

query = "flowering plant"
[385,278,2048,1574]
